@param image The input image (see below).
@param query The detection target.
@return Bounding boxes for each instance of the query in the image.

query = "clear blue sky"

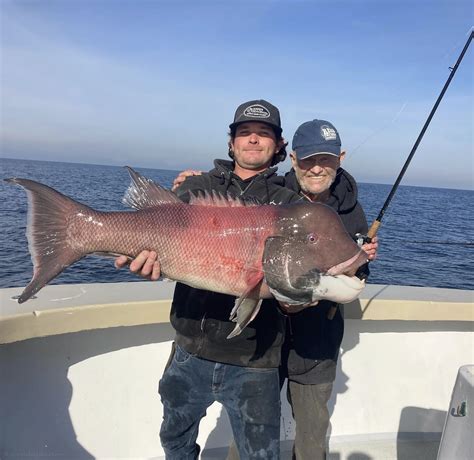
[1,0,472,189]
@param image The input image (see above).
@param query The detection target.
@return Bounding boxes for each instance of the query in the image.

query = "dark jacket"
[281,167,369,384]
[171,159,301,368]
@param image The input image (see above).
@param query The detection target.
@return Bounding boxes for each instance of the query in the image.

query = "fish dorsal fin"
[122,166,180,210]
[189,190,259,208]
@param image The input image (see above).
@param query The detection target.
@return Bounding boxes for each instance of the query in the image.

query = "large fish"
[5,167,368,337]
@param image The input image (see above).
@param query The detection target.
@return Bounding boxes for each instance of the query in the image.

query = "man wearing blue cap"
[280,119,377,459]
[228,120,377,460]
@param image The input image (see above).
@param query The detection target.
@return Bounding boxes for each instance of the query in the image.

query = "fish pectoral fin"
[227,298,263,339]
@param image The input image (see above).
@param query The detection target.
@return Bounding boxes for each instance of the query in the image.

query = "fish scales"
[68,203,277,296]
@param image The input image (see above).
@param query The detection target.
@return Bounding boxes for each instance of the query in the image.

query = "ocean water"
[0,158,473,291]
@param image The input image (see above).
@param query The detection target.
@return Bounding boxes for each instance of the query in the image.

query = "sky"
[1,0,473,189]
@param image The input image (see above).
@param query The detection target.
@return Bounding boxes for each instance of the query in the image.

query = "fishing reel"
[355,233,372,246]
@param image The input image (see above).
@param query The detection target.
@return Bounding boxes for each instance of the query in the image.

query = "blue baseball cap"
[292,119,341,159]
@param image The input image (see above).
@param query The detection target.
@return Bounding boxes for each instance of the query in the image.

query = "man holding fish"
[116,99,316,459]
[118,106,376,459]
[153,102,302,459]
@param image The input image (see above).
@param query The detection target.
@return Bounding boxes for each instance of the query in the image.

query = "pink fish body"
[75,200,277,297]
[6,167,368,337]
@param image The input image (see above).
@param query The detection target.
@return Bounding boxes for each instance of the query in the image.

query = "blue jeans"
[159,344,281,460]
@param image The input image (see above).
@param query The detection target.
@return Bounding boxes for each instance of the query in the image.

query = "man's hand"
[114,250,161,281]
[171,170,202,192]
[362,235,378,261]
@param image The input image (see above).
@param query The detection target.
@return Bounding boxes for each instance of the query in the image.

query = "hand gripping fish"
[5,167,368,338]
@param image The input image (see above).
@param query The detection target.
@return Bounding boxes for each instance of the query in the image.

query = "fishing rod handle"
[367,220,381,239]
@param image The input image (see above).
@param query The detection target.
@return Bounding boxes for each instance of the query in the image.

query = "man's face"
[230,122,280,171]
[290,152,344,196]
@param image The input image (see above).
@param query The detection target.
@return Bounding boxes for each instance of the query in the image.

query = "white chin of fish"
[270,274,365,305]
[310,274,366,304]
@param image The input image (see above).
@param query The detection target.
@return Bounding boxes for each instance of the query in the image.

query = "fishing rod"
[327,32,472,320]
[366,30,473,241]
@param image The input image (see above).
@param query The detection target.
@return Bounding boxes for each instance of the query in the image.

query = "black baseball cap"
[229,99,282,135]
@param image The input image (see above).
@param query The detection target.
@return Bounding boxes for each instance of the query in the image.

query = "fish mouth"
[322,273,366,289]
[283,248,367,289]
[298,272,366,304]
[314,273,366,303]
[272,271,366,305]
[326,249,367,276]
[263,245,368,305]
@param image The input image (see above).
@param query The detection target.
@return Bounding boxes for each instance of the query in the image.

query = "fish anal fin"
[227,272,264,339]
[227,298,263,339]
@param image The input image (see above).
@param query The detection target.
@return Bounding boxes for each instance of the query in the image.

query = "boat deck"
[197,438,441,459]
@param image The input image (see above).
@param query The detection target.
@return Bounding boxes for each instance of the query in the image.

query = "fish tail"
[5,178,89,303]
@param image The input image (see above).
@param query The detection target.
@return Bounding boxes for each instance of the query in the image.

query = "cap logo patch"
[243,104,270,119]
[321,125,337,141]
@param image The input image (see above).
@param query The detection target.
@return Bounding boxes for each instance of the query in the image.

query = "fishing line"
[367,31,473,240]
[346,101,408,161]
[441,27,474,62]
[347,28,473,163]
[328,32,473,321]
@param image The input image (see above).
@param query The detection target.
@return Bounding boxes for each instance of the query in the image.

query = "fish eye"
[307,233,318,243]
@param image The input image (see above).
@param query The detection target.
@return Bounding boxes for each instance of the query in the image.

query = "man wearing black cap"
[116,100,301,459]
[280,119,377,460]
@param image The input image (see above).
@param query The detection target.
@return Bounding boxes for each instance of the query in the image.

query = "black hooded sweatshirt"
[281,167,369,384]
[170,159,301,368]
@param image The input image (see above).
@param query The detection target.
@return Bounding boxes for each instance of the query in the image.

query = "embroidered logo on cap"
[243,104,270,119]
[320,125,337,141]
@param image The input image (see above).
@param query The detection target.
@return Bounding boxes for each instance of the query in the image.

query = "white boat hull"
[1,282,472,458]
